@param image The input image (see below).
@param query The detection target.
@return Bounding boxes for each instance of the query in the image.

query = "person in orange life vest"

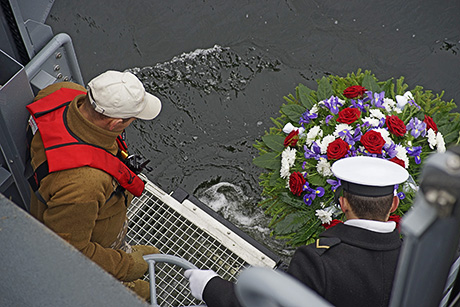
[184,156,408,307]
[27,70,162,301]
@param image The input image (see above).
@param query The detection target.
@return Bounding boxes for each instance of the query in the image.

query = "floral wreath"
[253,70,460,247]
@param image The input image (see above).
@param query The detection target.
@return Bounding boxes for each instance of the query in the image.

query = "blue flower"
[313,187,325,197]
[407,118,426,138]
[326,179,341,193]
[407,146,422,164]
[351,98,370,113]
[397,192,406,200]
[299,109,318,126]
[303,187,325,206]
[303,194,313,206]
[368,91,385,108]
[383,143,398,159]
[303,142,325,160]
[323,96,344,115]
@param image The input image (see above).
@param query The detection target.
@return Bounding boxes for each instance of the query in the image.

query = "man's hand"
[184,269,218,301]
[123,279,150,301]
[124,245,160,281]
[131,245,160,255]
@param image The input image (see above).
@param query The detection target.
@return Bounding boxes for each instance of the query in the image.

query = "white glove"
[184,269,218,301]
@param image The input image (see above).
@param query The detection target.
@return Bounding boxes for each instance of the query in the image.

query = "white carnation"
[373,128,392,145]
[370,109,385,120]
[280,147,297,178]
[395,144,409,168]
[427,129,437,149]
[393,107,402,114]
[383,98,396,113]
[363,117,380,127]
[280,164,290,179]
[319,135,336,154]
[316,158,333,176]
[437,132,446,153]
[306,126,323,146]
[315,209,332,224]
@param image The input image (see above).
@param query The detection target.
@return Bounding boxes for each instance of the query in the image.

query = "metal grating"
[126,178,278,307]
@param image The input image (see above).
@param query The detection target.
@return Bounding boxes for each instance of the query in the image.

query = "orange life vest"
[26,87,145,197]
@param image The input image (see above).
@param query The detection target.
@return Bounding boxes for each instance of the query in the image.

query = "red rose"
[424,115,438,133]
[284,130,300,147]
[390,157,405,168]
[386,115,406,136]
[388,215,402,231]
[361,130,385,154]
[337,108,361,124]
[289,172,306,196]
[343,85,367,99]
[323,219,343,229]
[327,138,349,160]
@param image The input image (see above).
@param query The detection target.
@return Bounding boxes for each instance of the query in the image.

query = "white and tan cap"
[331,156,409,197]
[87,70,162,120]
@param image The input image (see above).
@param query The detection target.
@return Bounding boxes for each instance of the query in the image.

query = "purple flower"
[408,99,421,109]
[302,186,325,206]
[407,118,427,138]
[313,187,325,197]
[397,192,406,200]
[323,96,344,115]
[303,182,312,192]
[325,115,334,125]
[383,143,398,158]
[368,91,385,108]
[351,98,370,113]
[303,142,325,160]
[299,109,318,126]
[407,146,422,164]
[326,179,341,192]
[303,194,313,206]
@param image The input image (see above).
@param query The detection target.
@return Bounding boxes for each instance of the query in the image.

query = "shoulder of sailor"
[308,236,342,256]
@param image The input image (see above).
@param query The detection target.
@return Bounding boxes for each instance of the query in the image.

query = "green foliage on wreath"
[253,69,460,247]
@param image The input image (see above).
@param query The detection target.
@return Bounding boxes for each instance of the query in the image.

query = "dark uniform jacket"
[203,223,402,307]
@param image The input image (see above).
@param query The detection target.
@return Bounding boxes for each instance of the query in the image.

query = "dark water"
[47,0,460,257]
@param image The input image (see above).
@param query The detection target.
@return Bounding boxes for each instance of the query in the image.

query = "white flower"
[362,116,380,127]
[306,126,323,146]
[436,132,446,153]
[393,107,403,114]
[333,124,352,138]
[282,123,296,134]
[311,105,319,114]
[283,123,305,137]
[395,91,414,109]
[395,144,409,168]
[315,209,332,224]
[319,135,335,154]
[280,164,290,179]
[370,109,385,120]
[316,157,333,176]
[373,128,392,145]
[280,147,297,178]
[427,129,437,149]
[383,98,396,113]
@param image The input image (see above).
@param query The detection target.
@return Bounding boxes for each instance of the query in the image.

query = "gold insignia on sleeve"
[316,239,330,249]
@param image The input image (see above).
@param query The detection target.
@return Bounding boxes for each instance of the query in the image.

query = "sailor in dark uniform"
[185,156,409,307]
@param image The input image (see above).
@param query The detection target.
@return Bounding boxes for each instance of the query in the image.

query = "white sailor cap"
[331,156,409,197]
